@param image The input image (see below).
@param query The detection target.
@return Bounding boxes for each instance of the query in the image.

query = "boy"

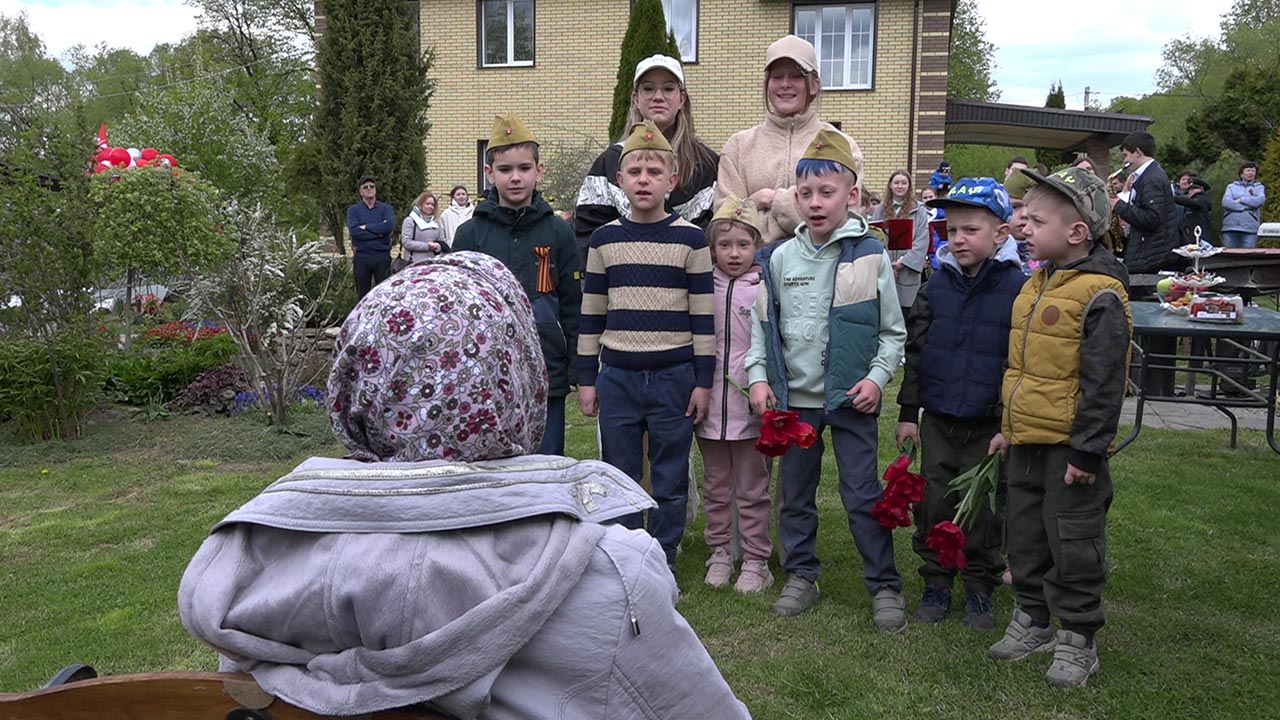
[577,120,714,572]
[452,114,581,456]
[745,130,909,630]
[988,167,1132,688]
[896,177,1026,631]
[1004,171,1035,273]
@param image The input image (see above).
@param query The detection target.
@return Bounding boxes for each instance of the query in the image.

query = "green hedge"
[0,332,109,441]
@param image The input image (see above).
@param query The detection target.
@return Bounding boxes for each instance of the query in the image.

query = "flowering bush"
[232,384,327,415]
[176,363,252,416]
[140,321,227,346]
[134,293,163,316]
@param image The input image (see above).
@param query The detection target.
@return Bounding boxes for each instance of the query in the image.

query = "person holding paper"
[870,170,932,317]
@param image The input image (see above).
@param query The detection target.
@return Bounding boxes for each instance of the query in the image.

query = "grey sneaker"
[704,547,734,588]
[1045,630,1100,688]
[963,587,995,631]
[872,586,908,633]
[988,608,1056,660]
[913,584,952,625]
[773,575,819,617]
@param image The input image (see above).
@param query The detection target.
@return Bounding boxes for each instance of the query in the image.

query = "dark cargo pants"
[1006,443,1113,637]
[911,412,1005,593]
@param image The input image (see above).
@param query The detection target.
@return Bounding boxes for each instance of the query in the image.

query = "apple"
[1156,277,1174,297]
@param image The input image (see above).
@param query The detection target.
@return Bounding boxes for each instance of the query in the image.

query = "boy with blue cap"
[896,177,1027,630]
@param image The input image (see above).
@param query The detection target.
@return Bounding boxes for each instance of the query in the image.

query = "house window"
[661,0,698,63]
[477,140,493,191]
[479,0,534,67]
[793,3,875,90]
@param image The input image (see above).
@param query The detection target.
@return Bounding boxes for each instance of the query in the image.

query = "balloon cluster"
[89,122,179,174]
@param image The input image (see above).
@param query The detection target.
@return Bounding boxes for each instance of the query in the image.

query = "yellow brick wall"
[421,0,946,205]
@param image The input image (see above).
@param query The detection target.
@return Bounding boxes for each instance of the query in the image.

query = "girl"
[574,54,718,261]
[716,35,863,244]
[400,191,447,264]
[439,185,473,246]
[696,197,773,594]
[870,170,931,316]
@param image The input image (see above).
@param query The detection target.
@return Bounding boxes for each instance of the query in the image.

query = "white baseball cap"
[634,54,685,87]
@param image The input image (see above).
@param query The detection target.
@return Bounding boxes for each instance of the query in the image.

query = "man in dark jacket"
[1110,132,1179,273]
[346,174,396,299]
[1174,177,1213,245]
[452,114,582,456]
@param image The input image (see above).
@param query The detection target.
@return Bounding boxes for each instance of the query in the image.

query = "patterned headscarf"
[328,252,548,462]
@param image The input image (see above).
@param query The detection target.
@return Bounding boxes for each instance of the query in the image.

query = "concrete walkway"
[1121,396,1271,431]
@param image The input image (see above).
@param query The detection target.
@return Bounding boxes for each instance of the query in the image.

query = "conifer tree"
[1037,81,1070,168]
[311,0,433,252]
[608,0,680,142]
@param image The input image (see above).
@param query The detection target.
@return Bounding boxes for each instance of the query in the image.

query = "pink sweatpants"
[697,437,772,561]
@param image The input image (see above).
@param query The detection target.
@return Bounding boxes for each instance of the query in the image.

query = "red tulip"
[755,408,818,458]
[926,521,968,569]
[873,498,912,529]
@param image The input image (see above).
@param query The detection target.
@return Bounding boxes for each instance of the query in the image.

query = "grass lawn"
[2,389,1279,718]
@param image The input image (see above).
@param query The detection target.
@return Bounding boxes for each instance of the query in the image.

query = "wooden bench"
[0,666,453,720]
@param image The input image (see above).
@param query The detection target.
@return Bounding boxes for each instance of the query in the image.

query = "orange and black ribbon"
[533,246,554,294]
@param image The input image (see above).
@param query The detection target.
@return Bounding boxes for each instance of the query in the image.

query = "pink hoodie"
[697,264,764,441]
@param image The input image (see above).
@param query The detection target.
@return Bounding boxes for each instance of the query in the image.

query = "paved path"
[1121,397,1270,431]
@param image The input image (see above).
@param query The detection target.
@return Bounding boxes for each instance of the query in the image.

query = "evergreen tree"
[1044,81,1066,109]
[1037,81,1069,168]
[311,0,433,253]
[608,0,680,142]
[1259,124,1280,227]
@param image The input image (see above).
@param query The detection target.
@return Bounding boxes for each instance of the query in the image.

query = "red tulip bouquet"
[926,452,1002,570]
[725,376,818,458]
[871,438,926,529]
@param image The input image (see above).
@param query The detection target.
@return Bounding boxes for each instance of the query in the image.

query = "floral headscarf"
[328,252,548,462]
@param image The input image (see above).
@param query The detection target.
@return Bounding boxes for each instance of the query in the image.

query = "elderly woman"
[178,253,750,720]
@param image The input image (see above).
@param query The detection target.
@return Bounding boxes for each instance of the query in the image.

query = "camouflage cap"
[488,113,538,152]
[1004,171,1036,200]
[802,129,858,178]
[710,196,763,237]
[621,119,674,158]
[1019,166,1111,239]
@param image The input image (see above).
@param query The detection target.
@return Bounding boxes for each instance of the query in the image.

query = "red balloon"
[141,147,158,161]
[157,154,178,168]
[95,147,113,163]
[109,147,130,167]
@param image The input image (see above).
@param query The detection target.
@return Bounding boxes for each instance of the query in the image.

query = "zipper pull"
[630,613,641,636]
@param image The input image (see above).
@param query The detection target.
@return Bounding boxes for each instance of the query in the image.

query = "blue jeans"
[596,362,696,565]
[1221,231,1258,249]
[777,406,902,594]
[539,395,566,455]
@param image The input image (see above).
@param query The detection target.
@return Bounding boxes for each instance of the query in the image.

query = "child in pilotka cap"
[451,114,582,457]
[578,120,715,578]
[987,166,1132,688]
[896,177,1025,631]
[696,196,773,594]
[744,130,908,629]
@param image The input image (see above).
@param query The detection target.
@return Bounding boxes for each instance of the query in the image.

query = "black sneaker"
[912,584,952,624]
[964,587,995,630]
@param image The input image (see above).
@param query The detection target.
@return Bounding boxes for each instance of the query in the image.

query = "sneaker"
[963,587,995,630]
[872,586,908,633]
[772,575,819,617]
[1045,630,1100,688]
[988,608,1056,661]
[735,559,774,594]
[704,547,734,588]
[913,584,953,625]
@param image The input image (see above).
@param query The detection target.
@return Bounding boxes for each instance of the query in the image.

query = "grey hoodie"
[179,455,751,719]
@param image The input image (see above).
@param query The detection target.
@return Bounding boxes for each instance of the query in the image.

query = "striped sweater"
[578,214,716,388]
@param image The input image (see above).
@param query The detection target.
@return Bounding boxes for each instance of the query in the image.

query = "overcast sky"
[3,0,1238,109]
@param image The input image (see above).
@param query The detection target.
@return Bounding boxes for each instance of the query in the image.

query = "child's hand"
[1064,463,1096,486]
[748,382,775,416]
[578,386,598,417]
[896,422,919,448]
[686,387,710,424]
[987,432,1009,459]
[846,379,880,414]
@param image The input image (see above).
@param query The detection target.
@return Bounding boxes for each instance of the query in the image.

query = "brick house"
[319,0,953,206]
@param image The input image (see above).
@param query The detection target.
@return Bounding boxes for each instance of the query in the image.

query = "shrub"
[300,257,358,327]
[176,363,253,416]
[139,321,228,348]
[0,332,108,442]
[106,333,238,405]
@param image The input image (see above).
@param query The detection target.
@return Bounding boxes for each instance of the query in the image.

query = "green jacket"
[453,188,582,397]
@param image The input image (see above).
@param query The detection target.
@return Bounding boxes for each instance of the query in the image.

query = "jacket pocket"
[1056,511,1106,582]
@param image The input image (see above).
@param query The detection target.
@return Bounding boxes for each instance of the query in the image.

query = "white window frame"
[661,0,698,64]
[793,3,875,90]
[479,0,534,68]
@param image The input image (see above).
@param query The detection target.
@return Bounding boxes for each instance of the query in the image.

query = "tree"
[1037,82,1069,168]
[0,12,72,163]
[608,0,680,142]
[947,0,1000,102]
[311,0,432,255]
[1260,124,1280,225]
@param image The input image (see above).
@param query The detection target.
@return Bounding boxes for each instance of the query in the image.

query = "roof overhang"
[945,100,1154,151]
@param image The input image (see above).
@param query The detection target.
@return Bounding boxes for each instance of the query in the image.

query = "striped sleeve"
[686,235,716,388]
[577,226,612,386]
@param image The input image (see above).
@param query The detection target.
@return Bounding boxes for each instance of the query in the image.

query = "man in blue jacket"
[346,174,396,299]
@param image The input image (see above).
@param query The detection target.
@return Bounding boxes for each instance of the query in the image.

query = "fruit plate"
[1160,302,1191,316]
[1173,244,1224,259]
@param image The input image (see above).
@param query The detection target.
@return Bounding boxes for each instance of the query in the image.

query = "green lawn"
[2,394,1279,718]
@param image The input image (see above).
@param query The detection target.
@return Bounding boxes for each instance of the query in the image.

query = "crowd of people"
[179,34,1270,719]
